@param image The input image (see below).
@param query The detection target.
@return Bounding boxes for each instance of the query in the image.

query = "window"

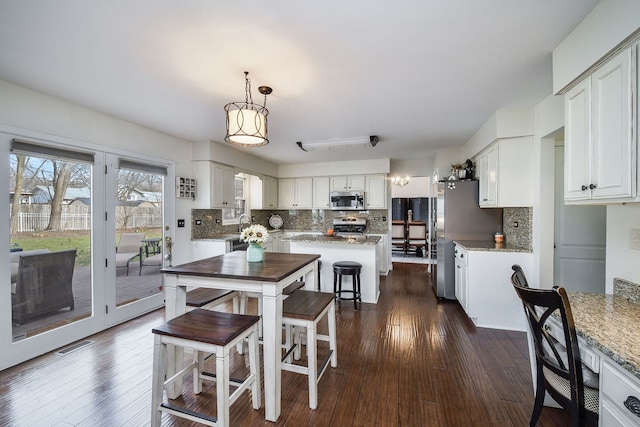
[222,174,247,224]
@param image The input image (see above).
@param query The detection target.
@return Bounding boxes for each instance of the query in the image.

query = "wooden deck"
[1,263,572,426]
[12,261,162,340]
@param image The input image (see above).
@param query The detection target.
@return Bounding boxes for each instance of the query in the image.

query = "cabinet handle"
[482,198,488,201]
[625,396,640,418]
[581,185,588,191]
[589,183,597,190]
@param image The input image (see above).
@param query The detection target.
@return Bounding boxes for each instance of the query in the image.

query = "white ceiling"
[0,1,599,165]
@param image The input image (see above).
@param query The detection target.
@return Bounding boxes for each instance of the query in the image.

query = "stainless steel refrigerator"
[435,180,503,299]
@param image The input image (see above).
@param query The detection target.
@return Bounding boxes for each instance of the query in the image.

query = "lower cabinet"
[453,244,531,331]
[600,359,640,426]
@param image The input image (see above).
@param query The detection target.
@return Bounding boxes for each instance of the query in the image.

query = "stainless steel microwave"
[330,191,366,210]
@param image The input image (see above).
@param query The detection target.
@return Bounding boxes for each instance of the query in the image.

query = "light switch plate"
[631,229,640,250]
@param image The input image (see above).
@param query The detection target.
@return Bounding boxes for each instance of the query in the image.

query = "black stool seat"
[333,261,362,309]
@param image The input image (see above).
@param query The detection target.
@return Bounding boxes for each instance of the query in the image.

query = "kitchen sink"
[229,238,248,251]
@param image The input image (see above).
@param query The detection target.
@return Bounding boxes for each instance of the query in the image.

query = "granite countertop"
[284,233,381,245]
[454,240,531,253]
[567,292,640,380]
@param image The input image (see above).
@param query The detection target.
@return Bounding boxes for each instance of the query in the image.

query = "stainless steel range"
[332,216,367,236]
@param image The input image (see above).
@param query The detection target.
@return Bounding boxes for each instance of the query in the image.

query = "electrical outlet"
[631,229,640,250]
[215,219,221,224]
[177,219,185,228]
[513,221,519,228]
[195,220,202,226]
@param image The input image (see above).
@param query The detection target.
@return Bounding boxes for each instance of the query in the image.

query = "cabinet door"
[565,79,592,200]
[278,178,296,208]
[591,48,634,200]
[295,177,313,208]
[263,175,278,209]
[347,175,365,190]
[212,163,234,208]
[313,177,330,209]
[478,147,497,207]
[330,176,348,191]
[365,175,387,209]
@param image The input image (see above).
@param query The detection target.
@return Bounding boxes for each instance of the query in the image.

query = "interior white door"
[554,146,606,293]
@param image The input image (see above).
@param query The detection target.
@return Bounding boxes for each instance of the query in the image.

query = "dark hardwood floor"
[0,263,571,426]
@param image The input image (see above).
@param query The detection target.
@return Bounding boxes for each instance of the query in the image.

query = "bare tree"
[46,161,72,231]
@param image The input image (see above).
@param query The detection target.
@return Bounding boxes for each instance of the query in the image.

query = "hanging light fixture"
[224,71,272,147]
[392,176,410,187]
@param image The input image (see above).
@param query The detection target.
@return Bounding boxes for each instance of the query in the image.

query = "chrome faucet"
[238,213,250,232]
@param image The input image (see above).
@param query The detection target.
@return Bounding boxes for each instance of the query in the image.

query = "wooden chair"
[151,309,261,427]
[406,222,427,257]
[391,220,406,254]
[511,264,530,288]
[281,290,337,409]
[510,272,599,427]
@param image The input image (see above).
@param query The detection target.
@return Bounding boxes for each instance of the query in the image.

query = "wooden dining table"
[161,251,320,422]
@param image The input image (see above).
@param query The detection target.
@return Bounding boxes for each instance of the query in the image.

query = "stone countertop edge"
[566,292,640,381]
[454,240,532,253]
[284,234,381,245]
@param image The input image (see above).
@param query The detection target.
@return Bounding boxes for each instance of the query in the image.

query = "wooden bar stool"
[281,290,337,410]
[186,287,239,312]
[151,309,261,427]
[333,261,362,309]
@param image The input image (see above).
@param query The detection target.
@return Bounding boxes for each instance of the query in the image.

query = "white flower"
[241,224,269,245]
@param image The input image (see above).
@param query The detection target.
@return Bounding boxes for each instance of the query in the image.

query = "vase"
[246,242,264,262]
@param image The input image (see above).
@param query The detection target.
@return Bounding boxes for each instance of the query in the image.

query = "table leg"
[261,287,283,422]
[164,275,187,399]
[303,262,318,291]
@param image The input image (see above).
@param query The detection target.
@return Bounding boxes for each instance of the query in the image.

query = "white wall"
[278,158,390,177]
[192,140,278,177]
[553,0,640,93]
[606,204,640,291]
[390,158,434,177]
[390,177,431,198]
[433,146,463,180]
[0,79,195,265]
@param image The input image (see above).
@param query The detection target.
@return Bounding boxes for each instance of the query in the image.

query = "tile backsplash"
[503,207,532,250]
[191,208,389,239]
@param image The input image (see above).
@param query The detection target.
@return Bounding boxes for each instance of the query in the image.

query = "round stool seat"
[333,261,362,274]
[332,261,362,309]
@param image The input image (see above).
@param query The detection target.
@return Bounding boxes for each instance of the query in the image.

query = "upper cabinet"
[476,137,532,208]
[278,177,313,209]
[365,174,387,209]
[211,163,235,208]
[313,177,330,209]
[262,175,278,209]
[564,46,636,203]
[330,175,365,191]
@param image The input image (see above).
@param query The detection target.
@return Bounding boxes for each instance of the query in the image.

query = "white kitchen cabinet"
[211,163,235,208]
[600,359,640,426]
[330,175,365,191]
[367,233,389,275]
[564,46,636,203]
[454,246,468,313]
[192,240,227,261]
[278,177,313,208]
[262,175,278,209]
[475,137,532,208]
[264,231,284,253]
[365,175,387,209]
[477,145,498,207]
[453,245,530,331]
[313,177,330,209]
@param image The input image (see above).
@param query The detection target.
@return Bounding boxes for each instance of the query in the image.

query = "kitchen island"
[285,234,381,304]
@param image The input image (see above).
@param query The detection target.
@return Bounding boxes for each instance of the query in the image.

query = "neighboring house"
[31,186,91,204]
[9,190,34,205]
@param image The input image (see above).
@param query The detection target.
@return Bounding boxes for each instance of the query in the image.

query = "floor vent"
[55,340,95,356]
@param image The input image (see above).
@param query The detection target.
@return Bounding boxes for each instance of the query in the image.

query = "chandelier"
[392,176,410,187]
[224,71,272,147]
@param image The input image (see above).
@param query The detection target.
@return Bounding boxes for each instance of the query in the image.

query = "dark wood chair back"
[510,279,599,426]
[510,264,530,288]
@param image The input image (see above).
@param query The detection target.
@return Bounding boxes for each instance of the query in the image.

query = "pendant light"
[224,71,272,147]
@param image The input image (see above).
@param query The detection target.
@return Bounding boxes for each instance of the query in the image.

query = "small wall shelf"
[176,177,196,199]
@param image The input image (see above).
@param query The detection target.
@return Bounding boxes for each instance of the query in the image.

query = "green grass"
[10,229,162,267]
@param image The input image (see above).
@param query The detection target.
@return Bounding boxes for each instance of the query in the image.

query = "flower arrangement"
[241,224,269,246]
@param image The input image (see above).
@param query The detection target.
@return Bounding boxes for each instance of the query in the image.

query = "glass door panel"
[108,156,165,324]
[9,150,93,342]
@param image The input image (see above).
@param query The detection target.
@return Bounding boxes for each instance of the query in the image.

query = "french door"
[2,132,172,370]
